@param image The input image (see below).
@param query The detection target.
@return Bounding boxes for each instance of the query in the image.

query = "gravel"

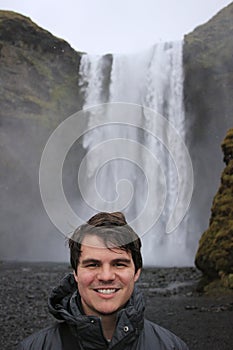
[1,262,233,350]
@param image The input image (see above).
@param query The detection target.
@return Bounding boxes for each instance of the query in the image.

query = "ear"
[134,268,141,282]
[73,270,78,283]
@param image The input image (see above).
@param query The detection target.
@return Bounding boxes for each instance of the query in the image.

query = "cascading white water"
[78,41,192,266]
[141,42,189,265]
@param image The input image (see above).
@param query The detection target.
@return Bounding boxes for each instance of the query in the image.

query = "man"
[17,212,189,349]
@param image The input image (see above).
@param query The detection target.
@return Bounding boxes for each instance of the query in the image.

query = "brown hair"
[69,212,142,273]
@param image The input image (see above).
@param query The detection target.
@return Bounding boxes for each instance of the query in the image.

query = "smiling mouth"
[95,288,119,294]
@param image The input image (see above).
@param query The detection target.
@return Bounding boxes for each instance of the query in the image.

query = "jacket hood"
[48,273,82,324]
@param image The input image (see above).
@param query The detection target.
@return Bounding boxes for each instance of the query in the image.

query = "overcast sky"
[0,1,232,53]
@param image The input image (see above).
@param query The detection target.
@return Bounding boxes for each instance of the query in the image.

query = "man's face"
[74,234,141,317]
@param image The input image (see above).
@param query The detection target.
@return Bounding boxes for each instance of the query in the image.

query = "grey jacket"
[16,273,189,350]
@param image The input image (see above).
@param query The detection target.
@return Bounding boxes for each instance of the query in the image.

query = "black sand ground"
[1,262,233,350]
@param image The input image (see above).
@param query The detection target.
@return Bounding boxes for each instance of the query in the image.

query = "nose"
[97,264,115,282]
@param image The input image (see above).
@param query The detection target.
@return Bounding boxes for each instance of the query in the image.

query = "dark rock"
[195,129,233,289]
[0,10,85,261]
[183,3,233,252]
[0,10,83,121]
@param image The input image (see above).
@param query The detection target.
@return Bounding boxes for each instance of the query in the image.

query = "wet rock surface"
[1,262,233,350]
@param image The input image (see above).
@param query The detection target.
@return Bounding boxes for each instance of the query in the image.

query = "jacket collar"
[48,273,145,349]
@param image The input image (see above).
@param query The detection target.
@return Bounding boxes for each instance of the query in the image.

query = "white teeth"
[97,289,116,294]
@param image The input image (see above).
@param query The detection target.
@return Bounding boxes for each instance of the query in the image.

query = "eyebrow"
[81,259,100,265]
[112,258,131,264]
[81,258,132,265]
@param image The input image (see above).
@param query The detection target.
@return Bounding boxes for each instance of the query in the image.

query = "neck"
[101,314,117,340]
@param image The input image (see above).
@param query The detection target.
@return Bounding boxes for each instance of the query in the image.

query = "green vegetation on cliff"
[184,4,233,292]
[0,11,85,261]
[0,10,83,126]
[1,7,233,268]
[184,3,233,121]
[195,129,233,291]
[183,3,233,266]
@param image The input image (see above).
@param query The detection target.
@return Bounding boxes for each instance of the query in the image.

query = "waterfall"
[78,41,193,266]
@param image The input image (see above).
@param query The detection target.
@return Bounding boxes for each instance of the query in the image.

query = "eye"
[82,262,100,268]
[86,263,99,268]
[114,262,127,268]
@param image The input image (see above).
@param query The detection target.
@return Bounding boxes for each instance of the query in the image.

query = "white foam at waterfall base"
[77,41,193,267]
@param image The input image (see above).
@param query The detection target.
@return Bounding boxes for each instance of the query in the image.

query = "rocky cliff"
[0,11,83,260]
[0,10,83,122]
[183,2,233,252]
[195,128,233,291]
[1,6,233,264]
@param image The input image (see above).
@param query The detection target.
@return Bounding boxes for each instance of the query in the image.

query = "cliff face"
[0,11,82,122]
[0,11,83,260]
[184,3,233,126]
[1,6,233,263]
[183,3,233,251]
[195,129,233,289]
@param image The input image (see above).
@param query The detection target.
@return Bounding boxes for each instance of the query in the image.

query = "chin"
[96,306,119,316]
